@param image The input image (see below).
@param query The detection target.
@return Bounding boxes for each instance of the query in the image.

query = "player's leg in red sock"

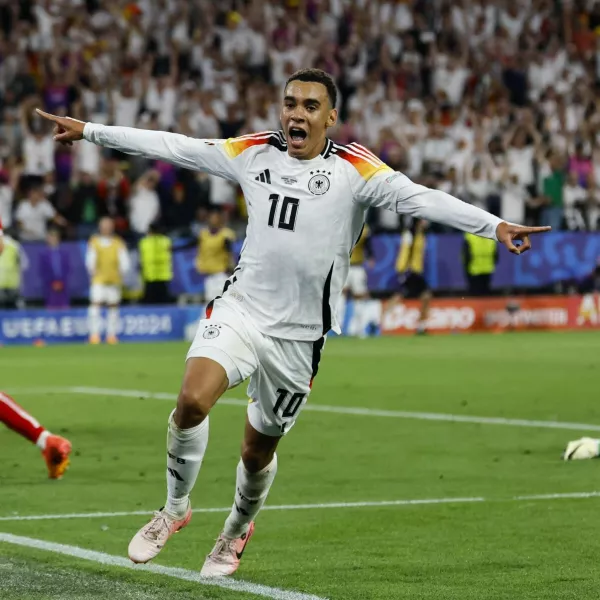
[0,391,48,448]
[0,391,72,478]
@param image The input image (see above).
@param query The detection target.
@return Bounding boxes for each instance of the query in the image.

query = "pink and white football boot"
[128,504,192,564]
[200,522,255,577]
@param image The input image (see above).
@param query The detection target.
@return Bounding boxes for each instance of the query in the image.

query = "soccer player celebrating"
[85,216,130,344]
[196,208,236,303]
[37,68,549,576]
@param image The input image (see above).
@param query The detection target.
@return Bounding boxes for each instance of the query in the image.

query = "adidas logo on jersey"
[255,169,271,184]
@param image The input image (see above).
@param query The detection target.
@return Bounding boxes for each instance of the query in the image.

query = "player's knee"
[241,443,274,473]
[175,387,212,427]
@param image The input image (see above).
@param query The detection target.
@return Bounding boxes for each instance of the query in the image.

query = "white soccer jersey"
[83,125,503,341]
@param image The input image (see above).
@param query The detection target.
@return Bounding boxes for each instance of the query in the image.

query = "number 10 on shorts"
[273,388,305,433]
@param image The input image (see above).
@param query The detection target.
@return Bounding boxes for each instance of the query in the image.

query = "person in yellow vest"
[0,229,27,309]
[196,209,236,302]
[343,225,375,336]
[462,232,498,296]
[394,219,431,334]
[139,221,173,304]
[85,217,130,344]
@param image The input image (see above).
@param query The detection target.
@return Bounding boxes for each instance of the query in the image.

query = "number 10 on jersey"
[268,194,299,231]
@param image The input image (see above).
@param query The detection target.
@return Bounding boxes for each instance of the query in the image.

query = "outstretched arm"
[355,165,550,255]
[35,110,242,182]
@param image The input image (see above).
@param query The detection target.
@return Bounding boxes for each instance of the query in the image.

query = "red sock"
[0,392,46,447]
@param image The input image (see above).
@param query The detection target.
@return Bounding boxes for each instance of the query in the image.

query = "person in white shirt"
[423,123,455,174]
[20,100,55,179]
[144,76,177,131]
[563,171,587,231]
[110,79,141,128]
[15,183,66,242]
[0,163,21,231]
[129,169,161,236]
[464,161,492,211]
[501,174,528,225]
[433,57,470,106]
[506,125,539,194]
[36,68,549,577]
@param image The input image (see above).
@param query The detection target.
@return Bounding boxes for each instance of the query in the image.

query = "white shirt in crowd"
[507,146,535,187]
[423,135,455,167]
[111,91,141,128]
[246,27,268,67]
[129,186,160,235]
[563,182,587,230]
[75,140,101,177]
[145,82,177,130]
[465,175,491,211]
[23,135,55,176]
[208,174,237,208]
[501,182,527,225]
[0,185,13,229]
[15,199,56,241]
[189,108,221,140]
[433,65,470,105]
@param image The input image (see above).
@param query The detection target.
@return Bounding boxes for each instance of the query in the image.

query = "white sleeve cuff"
[83,122,101,141]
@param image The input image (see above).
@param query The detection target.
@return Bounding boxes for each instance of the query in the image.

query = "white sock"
[36,430,50,450]
[88,305,101,337]
[223,454,278,538]
[165,410,209,518]
[107,307,119,337]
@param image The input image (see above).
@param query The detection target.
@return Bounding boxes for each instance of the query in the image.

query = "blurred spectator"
[0,229,27,309]
[139,221,173,305]
[39,228,70,308]
[464,161,492,211]
[15,181,66,242]
[501,174,528,226]
[19,98,55,181]
[196,208,235,303]
[164,182,198,237]
[68,171,104,239]
[129,169,161,237]
[0,162,22,230]
[462,232,498,296]
[563,171,588,231]
[540,151,566,232]
[97,157,130,231]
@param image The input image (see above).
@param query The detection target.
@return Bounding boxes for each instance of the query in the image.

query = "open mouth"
[288,127,307,147]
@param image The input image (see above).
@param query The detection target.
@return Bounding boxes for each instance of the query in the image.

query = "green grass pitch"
[1,332,600,599]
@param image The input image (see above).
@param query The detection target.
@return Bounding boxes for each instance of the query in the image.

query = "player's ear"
[326,108,338,129]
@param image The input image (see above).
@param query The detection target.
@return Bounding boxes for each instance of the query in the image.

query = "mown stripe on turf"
[0,532,328,600]
[27,386,600,433]
[2,492,600,522]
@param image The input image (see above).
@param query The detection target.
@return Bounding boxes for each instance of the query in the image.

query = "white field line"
[2,492,600,523]
[0,532,327,600]
[17,385,600,433]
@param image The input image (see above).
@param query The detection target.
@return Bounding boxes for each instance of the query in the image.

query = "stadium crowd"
[1,0,600,242]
